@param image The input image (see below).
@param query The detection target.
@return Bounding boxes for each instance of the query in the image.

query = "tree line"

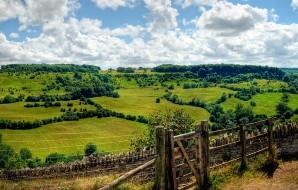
[153,64,285,79]
[0,64,100,73]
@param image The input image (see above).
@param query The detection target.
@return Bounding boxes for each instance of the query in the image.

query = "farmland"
[0,117,146,159]
[0,64,297,168]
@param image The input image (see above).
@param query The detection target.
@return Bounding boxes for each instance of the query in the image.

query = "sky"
[1,0,298,68]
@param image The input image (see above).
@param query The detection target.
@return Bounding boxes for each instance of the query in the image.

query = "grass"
[92,87,210,122]
[221,93,298,116]
[224,79,288,90]
[0,117,147,159]
[220,160,298,190]
[0,100,95,121]
[0,73,65,98]
[170,87,234,103]
[0,174,153,190]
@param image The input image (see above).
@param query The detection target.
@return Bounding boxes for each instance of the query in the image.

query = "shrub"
[85,143,97,156]
[250,101,256,107]
[45,153,66,165]
[54,102,61,107]
[0,144,14,168]
[20,148,32,160]
[67,102,73,107]
[6,153,26,169]
[156,98,160,103]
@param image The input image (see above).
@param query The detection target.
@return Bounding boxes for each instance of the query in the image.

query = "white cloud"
[0,0,24,22]
[91,0,135,10]
[9,33,19,39]
[19,0,80,30]
[292,0,298,10]
[144,0,178,33]
[0,0,80,30]
[0,1,298,68]
[197,1,268,36]
[177,0,218,8]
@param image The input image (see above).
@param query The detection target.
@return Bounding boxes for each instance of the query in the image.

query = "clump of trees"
[0,95,23,104]
[131,109,194,150]
[153,64,285,80]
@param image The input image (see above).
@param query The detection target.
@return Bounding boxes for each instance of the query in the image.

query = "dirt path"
[221,161,298,190]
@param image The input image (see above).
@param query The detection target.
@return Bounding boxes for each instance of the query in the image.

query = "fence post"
[154,126,166,190]
[200,120,210,188]
[168,129,177,190]
[240,124,247,170]
[267,118,274,161]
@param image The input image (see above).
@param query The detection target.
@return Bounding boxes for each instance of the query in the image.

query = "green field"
[92,87,210,122]
[0,117,146,159]
[0,73,65,98]
[170,87,234,103]
[224,79,288,90]
[0,100,95,121]
[221,93,298,116]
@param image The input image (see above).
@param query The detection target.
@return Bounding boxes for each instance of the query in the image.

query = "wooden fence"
[154,117,278,190]
[2,119,298,190]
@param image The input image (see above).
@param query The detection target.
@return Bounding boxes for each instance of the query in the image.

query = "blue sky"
[0,0,298,68]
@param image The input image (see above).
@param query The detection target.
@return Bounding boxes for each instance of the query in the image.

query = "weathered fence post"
[200,120,210,188]
[154,126,166,190]
[240,124,247,170]
[267,118,274,161]
[168,129,177,190]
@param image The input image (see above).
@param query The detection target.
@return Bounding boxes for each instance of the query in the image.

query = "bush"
[20,148,32,160]
[27,157,42,168]
[0,144,14,168]
[1,95,19,104]
[67,102,73,107]
[85,143,97,156]
[45,153,66,165]
[156,98,160,103]
[24,103,34,108]
[54,102,61,107]
[6,153,26,169]
[276,102,293,119]
[250,101,256,107]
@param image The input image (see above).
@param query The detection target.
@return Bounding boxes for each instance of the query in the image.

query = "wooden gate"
[154,121,209,190]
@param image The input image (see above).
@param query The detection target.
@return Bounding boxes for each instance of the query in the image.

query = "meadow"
[0,100,95,121]
[0,117,146,159]
[221,93,298,116]
[170,87,234,102]
[0,64,297,162]
[92,87,210,122]
[224,79,288,90]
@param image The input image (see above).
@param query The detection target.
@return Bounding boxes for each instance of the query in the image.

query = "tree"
[85,143,97,156]
[131,109,194,150]
[235,104,253,124]
[20,148,32,160]
[6,153,26,169]
[276,102,293,119]
[0,143,15,168]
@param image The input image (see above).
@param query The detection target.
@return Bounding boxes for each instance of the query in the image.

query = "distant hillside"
[0,64,101,73]
[282,68,298,74]
[153,64,285,79]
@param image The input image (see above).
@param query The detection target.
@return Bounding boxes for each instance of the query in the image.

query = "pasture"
[221,93,298,116]
[224,79,288,90]
[92,87,210,122]
[170,87,234,103]
[0,117,146,159]
[0,100,95,121]
[0,73,65,98]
